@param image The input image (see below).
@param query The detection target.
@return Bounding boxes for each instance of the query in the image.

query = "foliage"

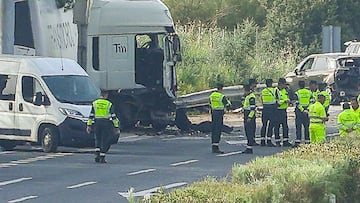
[163,1,360,95]
[147,134,360,203]
[175,21,299,95]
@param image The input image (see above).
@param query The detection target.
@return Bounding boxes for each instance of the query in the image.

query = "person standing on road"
[318,83,331,114]
[274,78,292,147]
[294,80,312,147]
[350,97,360,133]
[338,102,358,137]
[308,94,328,143]
[248,78,259,145]
[242,84,257,154]
[87,89,120,163]
[209,83,231,154]
[260,79,277,147]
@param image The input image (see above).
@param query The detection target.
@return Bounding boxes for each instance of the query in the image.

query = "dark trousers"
[244,110,256,146]
[295,109,310,143]
[94,119,114,156]
[261,105,276,141]
[274,109,289,143]
[211,110,224,144]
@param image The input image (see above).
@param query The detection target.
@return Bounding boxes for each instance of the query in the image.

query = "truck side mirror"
[173,34,182,62]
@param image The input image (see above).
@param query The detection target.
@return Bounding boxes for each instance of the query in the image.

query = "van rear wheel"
[40,126,59,153]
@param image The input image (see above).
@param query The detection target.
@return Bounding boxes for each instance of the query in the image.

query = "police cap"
[248,78,258,85]
[265,79,273,87]
[278,77,286,85]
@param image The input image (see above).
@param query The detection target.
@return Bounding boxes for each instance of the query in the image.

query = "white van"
[0,55,100,152]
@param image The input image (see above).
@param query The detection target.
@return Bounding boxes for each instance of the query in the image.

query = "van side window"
[22,76,45,103]
[0,74,16,101]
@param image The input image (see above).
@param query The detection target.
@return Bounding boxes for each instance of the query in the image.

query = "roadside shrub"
[147,134,360,203]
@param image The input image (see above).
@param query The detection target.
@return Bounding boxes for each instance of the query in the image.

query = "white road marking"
[8,195,38,203]
[118,182,187,198]
[0,177,32,187]
[127,169,156,176]
[67,181,97,189]
[0,153,73,168]
[0,163,18,168]
[170,159,198,166]
[225,140,247,145]
[120,135,152,142]
[0,151,14,155]
[217,151,244,157]
[162,137,208,141]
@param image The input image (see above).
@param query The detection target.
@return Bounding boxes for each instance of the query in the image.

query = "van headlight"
[59,107,84,118]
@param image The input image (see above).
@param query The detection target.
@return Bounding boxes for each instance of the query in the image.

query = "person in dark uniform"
[260,79,277,147]
[248,78,259,146]
[209,83,231,154]
[242,84,256,154]
[294,80,312,147]
[274,78,291,147]
[87,89,120,163]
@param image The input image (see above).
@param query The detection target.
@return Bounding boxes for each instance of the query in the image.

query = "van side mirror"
[34,92,50,106]
[34,92,43,106]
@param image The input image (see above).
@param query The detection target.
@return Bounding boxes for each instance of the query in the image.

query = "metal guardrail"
[175,84,270,109]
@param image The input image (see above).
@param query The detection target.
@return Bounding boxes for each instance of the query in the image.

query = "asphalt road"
[0,106,341,203]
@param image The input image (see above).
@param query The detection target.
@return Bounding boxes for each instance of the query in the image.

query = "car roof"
[307,52,360,60]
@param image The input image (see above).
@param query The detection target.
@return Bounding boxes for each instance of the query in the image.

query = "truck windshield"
[42,75,100,104]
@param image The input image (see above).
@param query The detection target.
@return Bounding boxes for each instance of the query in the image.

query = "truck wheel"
[40,126,59,153]
[152,122,168,131]
[0,141,16,151]
[118,103,137,130]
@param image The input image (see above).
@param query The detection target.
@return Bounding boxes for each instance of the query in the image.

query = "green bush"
[147,134,360,203]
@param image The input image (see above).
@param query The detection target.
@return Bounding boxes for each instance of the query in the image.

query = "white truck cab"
[1,0,182,130]
[0,55,100,152]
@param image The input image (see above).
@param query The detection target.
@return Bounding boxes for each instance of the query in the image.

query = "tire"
[118,103,137,130]
[40,126,59,153]
[0,141,16,151]
[152,122,168,131]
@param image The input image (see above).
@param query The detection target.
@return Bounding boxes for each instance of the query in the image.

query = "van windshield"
[42,75,100,105]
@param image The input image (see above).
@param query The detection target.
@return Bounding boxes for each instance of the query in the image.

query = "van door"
[15,75,47,141]
[0,62,19,139]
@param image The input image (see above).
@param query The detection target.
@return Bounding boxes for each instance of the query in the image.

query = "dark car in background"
[285,53,360,103]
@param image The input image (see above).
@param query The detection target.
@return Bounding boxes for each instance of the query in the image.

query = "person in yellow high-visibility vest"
[294,80,312,146]
[242,84,257,154]
[274,78,291,147]
[209,83,231,154]
[308,94,328,143]
[87,89,120,163]
[318,82,331,114]
[338,102,358,137]
[260,79,277,147]
[350,97,360,133]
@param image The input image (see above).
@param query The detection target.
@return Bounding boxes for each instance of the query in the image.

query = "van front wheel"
[40,126,59,153]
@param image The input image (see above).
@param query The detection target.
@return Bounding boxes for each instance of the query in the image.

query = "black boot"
[94,150,100,163]
[94,155,100,163]
[261,140,266,146]
[275,141,281,147]
[99,156,107,163]
[212,146,224,154]
[267,141,276,147]
[283,141,292,147]
[242,148,253,154]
